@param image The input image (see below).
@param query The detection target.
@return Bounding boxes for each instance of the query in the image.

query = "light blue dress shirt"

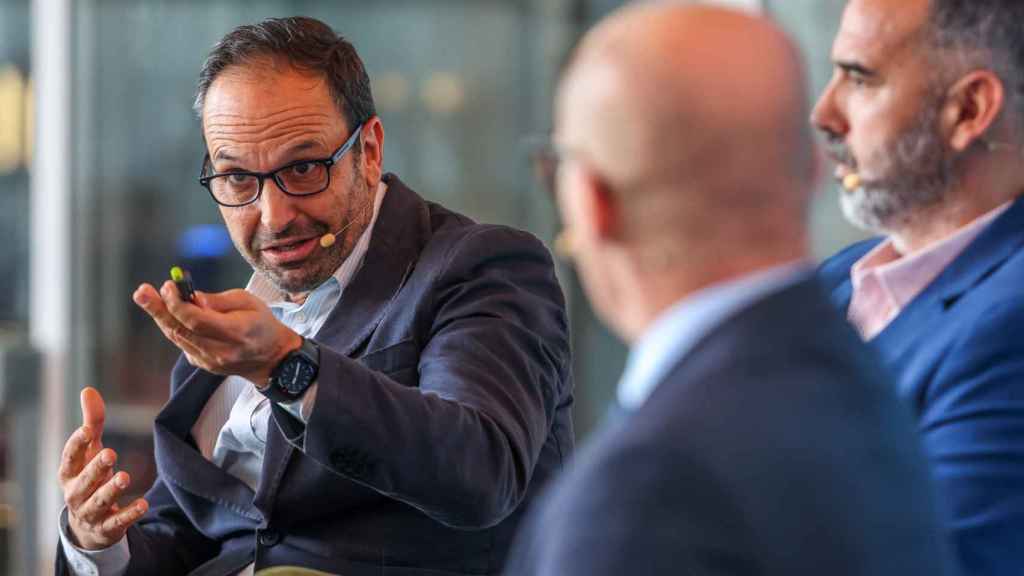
[617,261,812,411]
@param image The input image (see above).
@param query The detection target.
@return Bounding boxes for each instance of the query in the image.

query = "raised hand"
[132,282,301,385]
[59,387,148,550]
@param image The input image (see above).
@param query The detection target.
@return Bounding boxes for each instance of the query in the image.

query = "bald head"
[556,3,814,263]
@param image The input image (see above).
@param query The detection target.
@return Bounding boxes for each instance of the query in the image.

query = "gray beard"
[839,109,959,236]
[249,171,374,296]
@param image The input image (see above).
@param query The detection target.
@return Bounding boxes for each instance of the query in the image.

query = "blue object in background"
[176,225,234,292]
[178,224,233,260]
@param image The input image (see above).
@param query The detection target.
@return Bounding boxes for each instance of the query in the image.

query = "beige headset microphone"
[319,198,375,249]
[842,172,861,191]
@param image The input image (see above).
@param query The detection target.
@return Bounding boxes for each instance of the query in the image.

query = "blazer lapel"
[153,367,262,522]
[255,174,431,511]
[314,173,430,356]
[872,197,1024,368]
[252,417,292,516]
[830,279,854,313]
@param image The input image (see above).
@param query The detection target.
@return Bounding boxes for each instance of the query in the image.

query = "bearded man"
[815,1,1024,574]
[54,16,572,576]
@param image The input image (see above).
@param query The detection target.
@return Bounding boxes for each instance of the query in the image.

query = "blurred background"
[0,0,862,573]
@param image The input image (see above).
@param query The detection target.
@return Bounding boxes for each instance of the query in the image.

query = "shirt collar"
[247,180,388,308]
[851,201,1011,311]
[616,260,812,411]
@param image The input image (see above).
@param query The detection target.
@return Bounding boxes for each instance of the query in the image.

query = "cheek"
[220,207,258,251]
[847,89,906,150]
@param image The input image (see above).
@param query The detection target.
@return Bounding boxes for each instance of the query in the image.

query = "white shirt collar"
[616,260,812,410]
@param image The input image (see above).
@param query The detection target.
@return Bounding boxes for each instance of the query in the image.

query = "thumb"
[196,289,259,314]
[80,387,106,444]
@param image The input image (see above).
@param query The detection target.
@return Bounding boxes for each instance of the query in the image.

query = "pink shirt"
[848,202,1011,340]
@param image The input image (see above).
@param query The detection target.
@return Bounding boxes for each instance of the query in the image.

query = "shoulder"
[536,421,719,529]
[420,216,556,283]
[512,419,754,574]
[430,213,551,262]
[817,237,882,288]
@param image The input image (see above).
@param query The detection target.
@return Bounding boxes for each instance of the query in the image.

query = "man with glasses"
[505,4,953,574]
[54,16,572,576]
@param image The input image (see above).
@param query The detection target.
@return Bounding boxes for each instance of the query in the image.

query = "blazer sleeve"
[920,301,1024,575]
[272,225,571,529]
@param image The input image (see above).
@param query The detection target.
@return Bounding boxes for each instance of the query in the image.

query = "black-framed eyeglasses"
[198,122,364,207]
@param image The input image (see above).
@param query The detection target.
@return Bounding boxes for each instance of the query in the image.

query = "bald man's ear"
[581,168,620,242]
[942,70,1005,152]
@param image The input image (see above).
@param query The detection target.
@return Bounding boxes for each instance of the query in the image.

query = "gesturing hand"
[132,281,302,385]
[59,387,149,550]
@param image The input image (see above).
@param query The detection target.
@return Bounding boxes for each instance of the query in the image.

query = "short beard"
[839,101,960,235]
[248,165,374,296]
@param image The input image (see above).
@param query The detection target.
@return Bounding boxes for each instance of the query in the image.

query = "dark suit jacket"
[506,276,955,575]
[58,174,574,576]
[818,197,1024,576]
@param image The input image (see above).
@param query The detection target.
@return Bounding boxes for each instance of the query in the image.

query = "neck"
[615,246,807,343]
[286,291,310,305]
[887,174,1019,255]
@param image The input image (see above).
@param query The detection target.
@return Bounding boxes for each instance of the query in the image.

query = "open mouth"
[261,237,319,265]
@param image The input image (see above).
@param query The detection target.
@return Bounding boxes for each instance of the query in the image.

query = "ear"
[358,116,385,187]
[941,70,1005,152]
[580,167,620,242]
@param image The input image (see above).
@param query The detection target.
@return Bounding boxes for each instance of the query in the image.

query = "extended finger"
[59,426,95,484]
[80,387,106,442]
[135,285,208,353]
[78,471,130,524]
[98,498,149,536]
[66,449,117,511]
[162,283,239,341]
[195,289,259,314]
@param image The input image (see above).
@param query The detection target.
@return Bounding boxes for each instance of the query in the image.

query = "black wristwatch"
[259,337,320,404]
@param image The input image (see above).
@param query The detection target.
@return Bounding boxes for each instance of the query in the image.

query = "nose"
[258,178,299,233]
[810,75,848,140]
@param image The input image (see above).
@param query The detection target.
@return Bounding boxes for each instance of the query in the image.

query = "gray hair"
[193,16,376,129]
[927,0,1024,133]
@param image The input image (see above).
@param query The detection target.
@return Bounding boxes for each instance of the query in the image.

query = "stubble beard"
[247,169,374,296]
[839,102,961,236]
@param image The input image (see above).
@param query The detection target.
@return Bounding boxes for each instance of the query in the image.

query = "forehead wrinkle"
[204,107,335,131]
[208,126,334,167]
[205,119,334,140]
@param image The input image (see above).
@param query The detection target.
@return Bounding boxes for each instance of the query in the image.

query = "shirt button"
[259,529,282,547]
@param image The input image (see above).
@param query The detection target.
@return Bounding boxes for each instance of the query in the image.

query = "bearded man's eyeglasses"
[199,123,364,208]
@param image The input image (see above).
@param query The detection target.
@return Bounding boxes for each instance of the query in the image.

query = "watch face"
[279,357,316,395]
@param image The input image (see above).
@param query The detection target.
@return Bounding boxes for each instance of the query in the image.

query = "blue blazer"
[58,174,574,576]
[818,197,1024,575]
[506,276,955,575]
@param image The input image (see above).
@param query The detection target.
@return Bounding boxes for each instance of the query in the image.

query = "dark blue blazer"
[58,174,574,576]
[818,197,1024,576]
[506,276,955,575]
